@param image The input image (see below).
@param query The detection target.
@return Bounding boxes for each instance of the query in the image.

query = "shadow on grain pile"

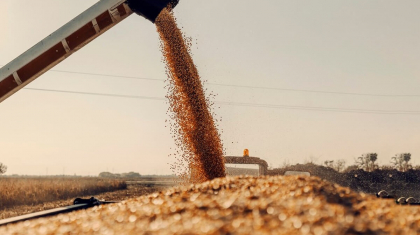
[1,175,420,235]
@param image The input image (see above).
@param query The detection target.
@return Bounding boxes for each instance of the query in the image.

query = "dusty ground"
[0,184,167,220]
[1,175,420,235]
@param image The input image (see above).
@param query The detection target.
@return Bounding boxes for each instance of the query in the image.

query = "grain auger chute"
[0,0,179,104]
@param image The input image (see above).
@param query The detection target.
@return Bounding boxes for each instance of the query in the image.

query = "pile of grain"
[2,175,420,234]
[155,9,225,183]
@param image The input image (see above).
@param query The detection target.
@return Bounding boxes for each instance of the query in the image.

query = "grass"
[0,177,127,209]
[0,183,166,220]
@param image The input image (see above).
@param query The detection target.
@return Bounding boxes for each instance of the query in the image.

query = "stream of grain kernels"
[155,8,226,183]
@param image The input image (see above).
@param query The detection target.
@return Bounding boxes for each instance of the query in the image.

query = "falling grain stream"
[155,9,225,183]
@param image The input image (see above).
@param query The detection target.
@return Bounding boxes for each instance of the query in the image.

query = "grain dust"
[155,8,225,183]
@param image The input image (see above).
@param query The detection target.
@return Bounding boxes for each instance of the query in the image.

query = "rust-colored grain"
[155,9,225,183]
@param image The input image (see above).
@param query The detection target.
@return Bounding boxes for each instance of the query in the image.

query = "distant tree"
[369,154,378,168]
[323,160,346,172]
[343,165,359,173]
[392,153,412,172]
[324,160,334,168]
[404,154,411,167]
[391,155,403,171]
[334,160,346,172]
[121,172,141,178]
[280,159,291,168]
[356,153,378,172]
[0,163,7,175]
[356,156,367,171]
[99,172,116,178]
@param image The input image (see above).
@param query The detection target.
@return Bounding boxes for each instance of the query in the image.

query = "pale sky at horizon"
[1,0,420,176]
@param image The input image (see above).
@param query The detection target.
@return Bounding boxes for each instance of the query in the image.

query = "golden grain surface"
[156,9,225,183]
[2,175,420,235]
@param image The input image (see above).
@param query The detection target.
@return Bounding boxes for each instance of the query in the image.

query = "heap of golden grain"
[2,175,420,235]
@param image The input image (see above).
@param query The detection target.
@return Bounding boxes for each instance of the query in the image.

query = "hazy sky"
[1,0,420,175]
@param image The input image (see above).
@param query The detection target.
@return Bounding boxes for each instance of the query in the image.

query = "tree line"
[0,162,6,175]
[323,153,416,173]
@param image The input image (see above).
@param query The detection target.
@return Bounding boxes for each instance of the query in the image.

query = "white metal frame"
[0,0,133,103]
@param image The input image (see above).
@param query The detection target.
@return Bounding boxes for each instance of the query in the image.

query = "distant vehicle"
[225,165,260,176]
[224,150,269,176]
